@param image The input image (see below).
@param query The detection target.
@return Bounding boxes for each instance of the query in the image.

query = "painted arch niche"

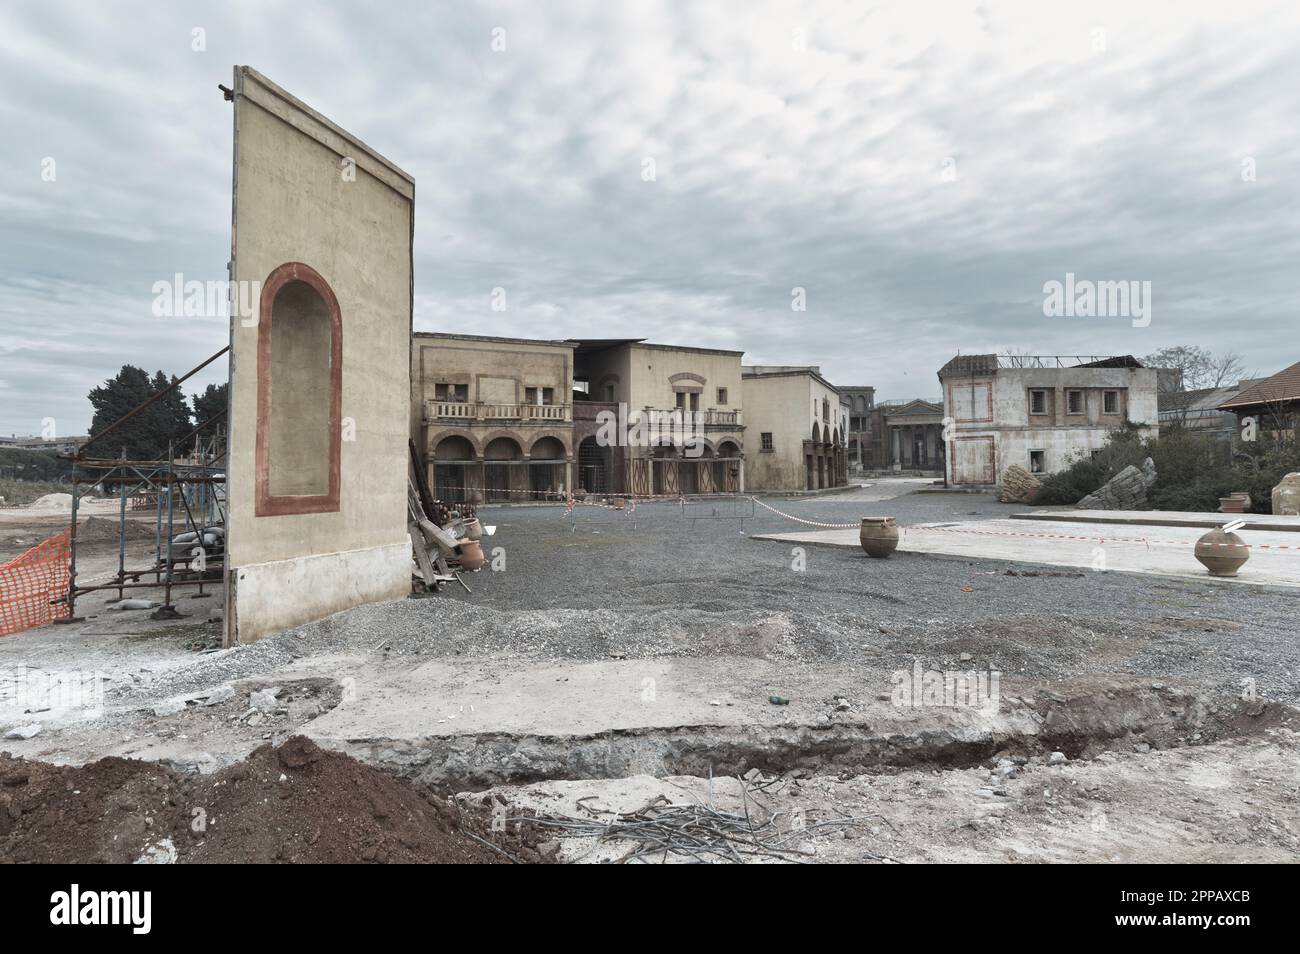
[255,262,342,516]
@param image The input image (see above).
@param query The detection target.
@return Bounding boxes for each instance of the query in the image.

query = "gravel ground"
[127,482,1300,705]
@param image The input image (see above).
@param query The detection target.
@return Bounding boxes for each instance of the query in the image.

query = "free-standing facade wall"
[224,67,414,644]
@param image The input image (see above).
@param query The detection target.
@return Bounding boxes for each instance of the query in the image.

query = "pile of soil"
[0,737,537,864]
[77,515,157,543]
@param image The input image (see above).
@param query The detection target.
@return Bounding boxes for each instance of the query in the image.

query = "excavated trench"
[324,681,1293,793]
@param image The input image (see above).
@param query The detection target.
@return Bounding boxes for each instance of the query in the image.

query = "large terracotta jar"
[458,538,486,572]
[1194,527,1249,577]
[859,517,899,558]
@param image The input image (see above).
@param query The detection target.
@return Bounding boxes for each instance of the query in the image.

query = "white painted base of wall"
[229,541,411,644]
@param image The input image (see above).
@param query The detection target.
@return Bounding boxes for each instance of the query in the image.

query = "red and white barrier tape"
[436,484,685,505]
[750,497,860,529]
[907,524,1297,551]
[425,483,1296,550]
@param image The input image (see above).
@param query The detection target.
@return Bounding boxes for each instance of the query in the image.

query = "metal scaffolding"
[58,346,229,621]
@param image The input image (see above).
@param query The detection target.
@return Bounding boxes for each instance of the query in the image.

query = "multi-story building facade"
[838,386,875,473]
[412,333,576,502]
[413,333,877,500]
[571,339,746,496]
[742,366,848,492]
[938,354,1158,486]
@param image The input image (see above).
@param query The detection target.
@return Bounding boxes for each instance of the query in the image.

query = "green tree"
[85,366,193,460]
[86,365,157,458]
[191,382,229,445]
[150,370,195,452]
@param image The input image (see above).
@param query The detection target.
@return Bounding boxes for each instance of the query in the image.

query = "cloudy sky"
[2,0,1298,436]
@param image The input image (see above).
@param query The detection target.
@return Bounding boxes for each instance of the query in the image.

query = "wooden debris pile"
[407,440,484,594]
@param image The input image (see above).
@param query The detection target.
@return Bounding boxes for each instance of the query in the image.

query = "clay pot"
[1218,494,1249,514]
[457,538,486,572]
[1194,527,1249,577]
[463,517,483,541]
[859,517,899,558]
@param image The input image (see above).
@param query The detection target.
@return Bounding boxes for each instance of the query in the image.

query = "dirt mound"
[77,515,157,543]
[0,752,176,863]
[0,737,527,864]
[184,737,508,863]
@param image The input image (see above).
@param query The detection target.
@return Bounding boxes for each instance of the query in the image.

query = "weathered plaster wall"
[626,345,744,413]
[809,376,844,441]
[225,67,414,644]
[942,366,1159,485]
[743,370,846,491]
[413,335,573,414]
[742,373,807,491]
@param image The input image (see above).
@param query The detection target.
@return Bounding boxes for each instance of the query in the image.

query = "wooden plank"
[409,523,437,588]
[409,439,437,521]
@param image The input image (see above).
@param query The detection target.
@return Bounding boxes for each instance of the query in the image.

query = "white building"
[937,354,1159,487]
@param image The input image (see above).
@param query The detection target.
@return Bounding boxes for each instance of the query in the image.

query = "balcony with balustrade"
[424,400,573,425]
[636,407,743,430]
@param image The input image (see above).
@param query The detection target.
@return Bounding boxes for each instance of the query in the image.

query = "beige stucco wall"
[809,376,844,443]
[743,370,846,491]
[742,373,806,490]
[625,344,743,416]
[412,334,574,428]
[225,67,414,644]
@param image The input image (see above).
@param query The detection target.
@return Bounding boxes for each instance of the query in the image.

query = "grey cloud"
[2,0,1298,434]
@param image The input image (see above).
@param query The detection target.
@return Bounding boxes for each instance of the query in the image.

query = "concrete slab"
[1013,509,1300,533]
[301,656,1010,742]
[300,657,1252,792]
[753,518,1300,587]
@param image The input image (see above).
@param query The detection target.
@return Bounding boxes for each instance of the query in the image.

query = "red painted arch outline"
[254,261,343,517]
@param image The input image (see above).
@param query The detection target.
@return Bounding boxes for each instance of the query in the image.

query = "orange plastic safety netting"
[0,529,71,636]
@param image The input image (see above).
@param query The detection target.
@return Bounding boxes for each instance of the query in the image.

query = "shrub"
[1034,458,1105,505]
[1034,427,1146,505]
[1031,423,1300,513]
[0,478,71,507]
[1225,433,1300,513]
[1147,478,1221,513]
